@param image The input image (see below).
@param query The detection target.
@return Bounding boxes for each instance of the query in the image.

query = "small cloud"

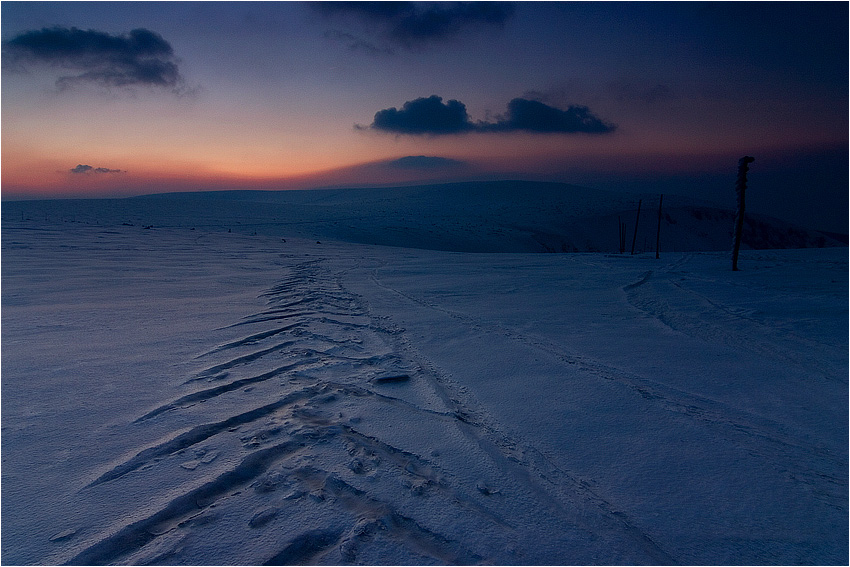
[363,95,615,136]
[70,164,123,174]
[323,30,394,55]
[384,155,467,170]
[365,95,475,135]
[4,26,185,92]
[315,2,514,50]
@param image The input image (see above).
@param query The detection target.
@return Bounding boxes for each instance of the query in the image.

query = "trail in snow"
[55,257,676,565]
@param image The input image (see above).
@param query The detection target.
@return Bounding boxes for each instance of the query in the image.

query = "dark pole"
[618,216,621,253]
[630,199,642,255]
[618,216,627,254]
[732,156,755,271]
[655,194,663,259]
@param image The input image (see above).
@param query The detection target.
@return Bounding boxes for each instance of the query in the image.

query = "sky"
[1,1,848,232]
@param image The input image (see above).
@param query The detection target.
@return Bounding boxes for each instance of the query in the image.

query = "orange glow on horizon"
[4,129,845,199]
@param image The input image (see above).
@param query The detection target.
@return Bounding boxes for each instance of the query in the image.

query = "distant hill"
[135,181,845,253]
[6,181,845,253]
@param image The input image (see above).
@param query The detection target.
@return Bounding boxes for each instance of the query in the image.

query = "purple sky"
[2,1,847,231]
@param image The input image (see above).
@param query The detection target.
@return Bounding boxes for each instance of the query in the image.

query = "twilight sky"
[2,1,847,231]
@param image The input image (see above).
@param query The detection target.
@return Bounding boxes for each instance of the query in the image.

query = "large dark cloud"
[484,98,616,133]
[3,26,184,91]
[315,2,514,51]
[364,95,616,135]
[366,95,475,135]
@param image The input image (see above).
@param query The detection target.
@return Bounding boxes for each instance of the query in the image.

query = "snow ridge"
[59,257,680,565]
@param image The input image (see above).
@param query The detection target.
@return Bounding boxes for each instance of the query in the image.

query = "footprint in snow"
[249,507,279,528]
[476,480,501,496]
[180,450,218,470]
[372,374,410,385]
[49,528,76,542]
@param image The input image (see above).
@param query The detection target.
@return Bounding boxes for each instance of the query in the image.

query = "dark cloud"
[4,26,184,91]
[364,96,616,135]
[485,98,616,133]
[315,2,514,50]
[70,164,123,174]
[365,95,475,135]
[388,1,514,46]
[384,155,466,170]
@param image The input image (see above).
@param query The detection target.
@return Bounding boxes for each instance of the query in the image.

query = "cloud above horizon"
[362,95,616,135]
[3,26,184,91]
[70,164,124,174]
[483,98,616,134]
[315,1,514,52]
[367,96,475,134]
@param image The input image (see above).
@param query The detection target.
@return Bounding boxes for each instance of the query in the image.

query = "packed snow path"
[2,222,847,565]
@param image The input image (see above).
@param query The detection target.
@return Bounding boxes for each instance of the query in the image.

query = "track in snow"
[59,258,679,565]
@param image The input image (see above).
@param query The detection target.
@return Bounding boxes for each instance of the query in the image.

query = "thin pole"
[732,156,755,271]
[655,194,663,259]
[630,199,642,255]
[618,216,626,253]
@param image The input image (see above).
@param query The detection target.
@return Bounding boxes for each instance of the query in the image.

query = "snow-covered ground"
[2,196,847,565]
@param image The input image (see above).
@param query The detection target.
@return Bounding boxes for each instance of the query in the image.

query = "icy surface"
[2,202,847,565]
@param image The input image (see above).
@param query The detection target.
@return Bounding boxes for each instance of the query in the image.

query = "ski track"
[623,261,843,381]
[367,260,847,533]
[369,258,843,467]
[56,258,678,565]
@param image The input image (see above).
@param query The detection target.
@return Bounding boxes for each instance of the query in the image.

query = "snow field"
[2,214,847,565]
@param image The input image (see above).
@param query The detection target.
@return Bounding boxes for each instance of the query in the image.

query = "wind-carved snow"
[48,256,669,565]
[2,210,847,565]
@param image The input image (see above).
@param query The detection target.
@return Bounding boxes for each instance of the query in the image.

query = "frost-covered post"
[732,156,755,271]
[655,194,663,259]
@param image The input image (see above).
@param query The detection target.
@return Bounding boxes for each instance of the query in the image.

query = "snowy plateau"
[1,181,847,566]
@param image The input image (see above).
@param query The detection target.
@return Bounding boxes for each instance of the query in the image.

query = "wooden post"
[618,216,627,254]
[732,156,755,271]
[630,199,642,255]
[655,194,663,259]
